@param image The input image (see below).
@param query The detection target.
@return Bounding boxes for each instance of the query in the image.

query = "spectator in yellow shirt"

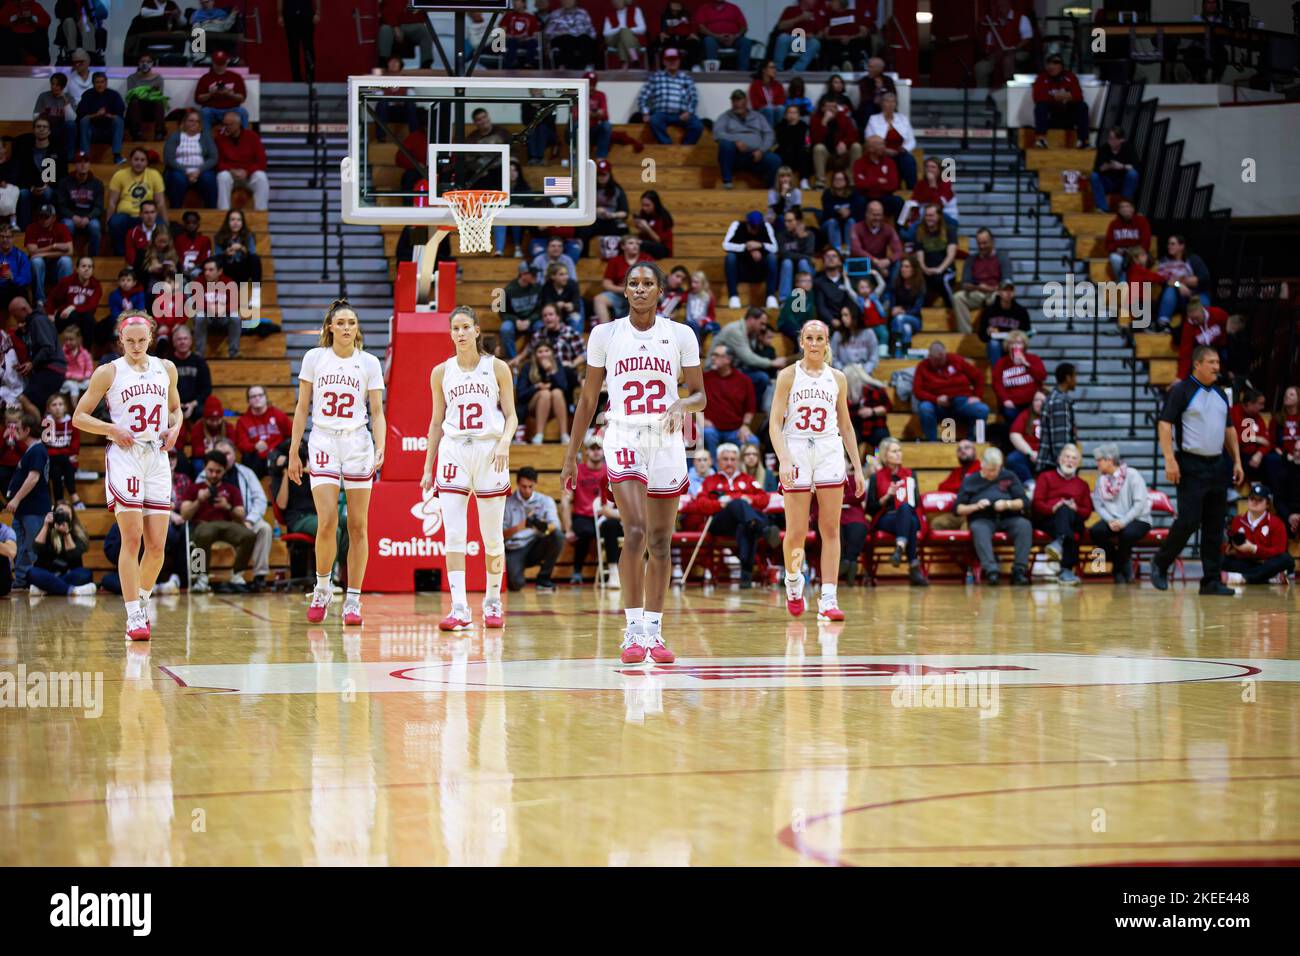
[106,147,167,254]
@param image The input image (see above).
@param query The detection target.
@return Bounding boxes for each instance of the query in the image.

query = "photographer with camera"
[26,503,97,595]
[1221,483,1295,586]
[179,450,254,594]
[503,466,563,593]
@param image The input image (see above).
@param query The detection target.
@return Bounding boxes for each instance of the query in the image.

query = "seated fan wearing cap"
[1221,483,1295,586]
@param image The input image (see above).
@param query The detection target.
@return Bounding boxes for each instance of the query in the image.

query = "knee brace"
[440,492,469,554]
[475,495,507,558]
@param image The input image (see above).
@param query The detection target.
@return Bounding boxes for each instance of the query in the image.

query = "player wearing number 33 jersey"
[104,353,173,515]
[781,360,845,491]
[587,314,700,496]
[299,345,385,490]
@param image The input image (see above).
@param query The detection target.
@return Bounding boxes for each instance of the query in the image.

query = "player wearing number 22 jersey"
[299,346,386,489]
[587,314,700,496]
[104,354,174,515]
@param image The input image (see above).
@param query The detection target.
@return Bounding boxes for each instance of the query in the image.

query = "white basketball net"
[442,190,509,254]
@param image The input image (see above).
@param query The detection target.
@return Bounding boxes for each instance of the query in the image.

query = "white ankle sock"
[125,600,140,616]
[485,568,502,602]
[643,611,662,631]
[821,584,836,599]
[786,571,802,595]
[449,570,467,607]
[346,587,361,602]
[625,607,643,627]
[139,588,151,602]
[316,574,331,592]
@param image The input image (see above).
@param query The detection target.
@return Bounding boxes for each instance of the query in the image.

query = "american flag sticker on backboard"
[544,176,573,196]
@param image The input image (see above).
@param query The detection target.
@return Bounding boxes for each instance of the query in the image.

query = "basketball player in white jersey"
[287,300,386,626]
[769,319,865,621]
[72,312,182,641]
[420,305,517,631]
[561,261,706,664]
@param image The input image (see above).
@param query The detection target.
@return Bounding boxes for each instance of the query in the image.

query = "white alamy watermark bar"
[1042,274,1153,329]
[0,665,104,718]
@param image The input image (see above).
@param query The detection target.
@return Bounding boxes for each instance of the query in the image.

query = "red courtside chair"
[919,492,972,579]
[1131,490,1185,581]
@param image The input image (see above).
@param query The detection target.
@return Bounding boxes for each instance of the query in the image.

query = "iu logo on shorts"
[442,463,458,482]
[126,476,141,496]
[315,451,330,468]
[614,449,635,468]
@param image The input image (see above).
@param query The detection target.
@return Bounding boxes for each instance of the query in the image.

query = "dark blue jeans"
[725,250,778,297]
[27,565,92,595]
[717,140,782,186]
[917,396,989,441]
[647,111,703,145]
[1089,168,1139,213]
[591,120,612,158]
[11,513,43,587]
[710,497,770,572]
[876,502,921,561]
[165,167,218,208]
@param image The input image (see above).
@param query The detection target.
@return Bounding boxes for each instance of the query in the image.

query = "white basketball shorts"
[308,426,376,490]
[782,435,846,492]
[105,441,172,516]
[603,419,688,498]
[435,434,511,498]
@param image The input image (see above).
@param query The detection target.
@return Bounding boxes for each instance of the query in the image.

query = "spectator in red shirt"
[377,0,433,67]
[853,379,892,449]
[174,209,213,280]
[123,199,160,268]
[696,0,750,70]
[1032,443,1091,584]
[749,58,786,128]
[974,0,1032,89]
[681,442,779,588]
[195,50,248,131]
[502,0,541,68]
[1222,483,1294,585]
[0,0,52,66]
[822,0,870,73]
[701,343,757,457]
[58,324,93,406]
[629,189,672,259]
[1105,198,1151,280]
[867,437,929,585]
[24,204,73,308]
[179,450,255,593]
[851,135,902,220]
[1006,389,1046,482]
[1231,386,1279,485]
[772,0,824,71]
[991,330,1047,423]
[913,341,989,442]
[41,391,80,507]
[236,384,291,478]
[187,394,233,464]
[560,435,623,586]
[1032,54,1089,149]
[810,100,860,188]
[593,234,653,324]
[1176,297,1229,381]
[1269,385,1300,533]
[1123,245,1164,321]
[214,111,268,210]
[653,1,701,70]
[47,255,100,344]
[849,199,902,277]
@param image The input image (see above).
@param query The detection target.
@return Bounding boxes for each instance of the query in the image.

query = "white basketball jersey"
[300,346,385,432]
[441,354,505,439]
[784,361,841,440]
[106,356,170,442]
[587,315,699,428]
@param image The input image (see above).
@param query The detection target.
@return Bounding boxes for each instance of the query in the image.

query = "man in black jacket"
[56,151,103,255]
[813,247,854,324]
[10,296,66,417]
[1089,126,1140,214]
[955,445,1033,585]
[11,117,59,220]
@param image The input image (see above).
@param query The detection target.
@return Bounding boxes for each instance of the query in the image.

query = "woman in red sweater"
[865,437,928,585]
[990,331,1047,423]
[749,59,786,128]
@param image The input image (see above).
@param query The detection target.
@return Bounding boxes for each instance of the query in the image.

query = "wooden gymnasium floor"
[1,582,1297,867]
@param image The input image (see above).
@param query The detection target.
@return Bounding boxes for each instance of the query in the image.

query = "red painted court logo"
[442,462,458,482]
[614,448,635,468]
[618,663,1033,680]
[315,451,330,468]
[126,476,141,496]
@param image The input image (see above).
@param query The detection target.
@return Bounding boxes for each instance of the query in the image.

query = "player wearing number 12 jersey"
[562,261,706,665]
[421,306,518,632]
[769,320,865,621]
[287,300,386,626]
[73,312,182,642]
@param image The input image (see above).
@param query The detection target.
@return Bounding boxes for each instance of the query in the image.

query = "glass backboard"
[342,75,596,229]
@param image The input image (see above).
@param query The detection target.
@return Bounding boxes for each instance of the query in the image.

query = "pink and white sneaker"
[306,587,331,624]
[439,604,473,631]
[483,600,504,628]
[646,631,675,664]
[816,596,845,622]
[785,575,806,617]
[342,597,363,626]
[126,609,151,642]
[620,626,648,664]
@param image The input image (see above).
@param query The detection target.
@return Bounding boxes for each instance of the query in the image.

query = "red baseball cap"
[663,48,680,60]
[583,71,597,85]
[73,151,90,162]
[211,50,229,65]
[596,159,611,174]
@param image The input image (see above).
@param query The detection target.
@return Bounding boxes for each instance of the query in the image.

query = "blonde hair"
[689,270,711,299]
[740,443,769,485]
[801,319,833,365]
[115,309,156,345]
[877,436,902,462]
[1005,330,1029,350]
[318,298,364,350]
[775,165,795,190]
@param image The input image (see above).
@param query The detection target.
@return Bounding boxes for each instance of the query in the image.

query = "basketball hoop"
[442,190,509,254]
